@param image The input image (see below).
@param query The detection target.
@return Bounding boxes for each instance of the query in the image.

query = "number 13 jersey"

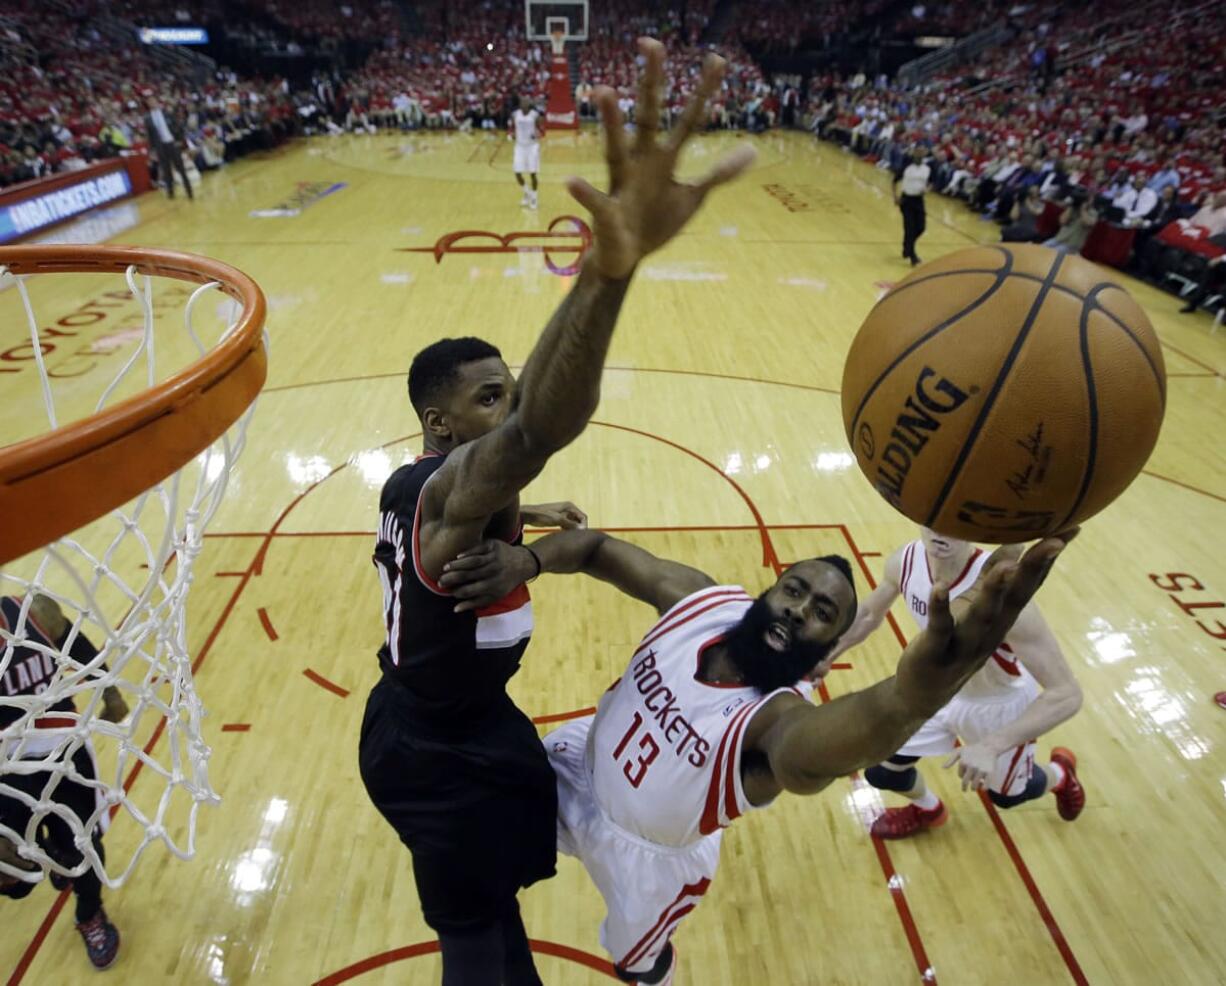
[589,586,808,848]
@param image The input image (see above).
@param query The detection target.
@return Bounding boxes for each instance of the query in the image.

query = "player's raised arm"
[752,532,1075,795]
[418,41,755,574]
[440,530,715,616]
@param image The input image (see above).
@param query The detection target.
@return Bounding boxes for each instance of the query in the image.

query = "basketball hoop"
[549,27,567,57]
[0,245,267,889]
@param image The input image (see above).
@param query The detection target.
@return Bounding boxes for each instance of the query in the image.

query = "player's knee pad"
[988,763,1047,809]
[865,757,919,792]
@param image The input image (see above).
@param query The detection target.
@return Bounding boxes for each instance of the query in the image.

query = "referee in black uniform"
[356,40,755,986]
[893,146,932,266]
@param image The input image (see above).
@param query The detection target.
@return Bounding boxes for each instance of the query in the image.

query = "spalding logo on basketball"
[841,245,1166,543]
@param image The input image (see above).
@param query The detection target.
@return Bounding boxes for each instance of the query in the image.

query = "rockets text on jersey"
[589,586,805,848]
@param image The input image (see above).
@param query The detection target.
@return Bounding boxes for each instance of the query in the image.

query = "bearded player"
[829,526,1085,838]
[438,526,1074,985]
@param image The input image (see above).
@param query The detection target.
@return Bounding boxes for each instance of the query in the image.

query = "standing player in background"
[0,594,128,970]
[437,526,1074,985]
[359,41,756,986]
[511,95,545,208]
[830,527,1086,839]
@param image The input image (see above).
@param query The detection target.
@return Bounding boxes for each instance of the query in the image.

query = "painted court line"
[303,669,350,698]
[258,607,279,641]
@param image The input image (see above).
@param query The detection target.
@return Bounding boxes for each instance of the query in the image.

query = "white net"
[0,261,264,890]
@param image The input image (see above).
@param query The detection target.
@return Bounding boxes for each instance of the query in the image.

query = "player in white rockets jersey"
[439,527,1074,985]
[510,96,544,208]
[830,526,1085,839]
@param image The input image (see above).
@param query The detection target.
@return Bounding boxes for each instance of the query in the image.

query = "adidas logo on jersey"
[722,697,748,718]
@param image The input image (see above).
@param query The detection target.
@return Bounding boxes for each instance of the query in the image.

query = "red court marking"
[866,821,937,984]
[261,365,838,397]
[313,938,617,985]
[590,421,780,573]
[1141,470,1226,505]
[250,430,422,577]
[257,607,279,641]
[603,364,838,395]
[221,723,251,732]
[6,885,70,986]
[215,570,246,576]
[264,370,402,393]
[776,541,936,984]
[977,792,1090,986]
[532,706,597,725]
[860,550,882,558]
[246,422,783,577]
[831,662,852,670]
[1159,339,1222,378]
[303,669,350,698]
[839,524,1087,986]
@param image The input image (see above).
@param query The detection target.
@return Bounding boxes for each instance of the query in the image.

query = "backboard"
[525,0,589,42]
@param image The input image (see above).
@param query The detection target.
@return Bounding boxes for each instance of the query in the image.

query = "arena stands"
[1,0,1222,308]
[0,0,313,191]
[811,0,1224,298]
[732,0,888,53]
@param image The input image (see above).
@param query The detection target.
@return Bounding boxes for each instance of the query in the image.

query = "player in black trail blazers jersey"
[0,594,128,970]
[357,38,757,986]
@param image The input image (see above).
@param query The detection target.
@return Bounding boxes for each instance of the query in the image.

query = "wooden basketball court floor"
[2,129,1224,985]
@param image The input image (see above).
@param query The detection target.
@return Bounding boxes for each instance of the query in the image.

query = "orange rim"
[0,245,268,565]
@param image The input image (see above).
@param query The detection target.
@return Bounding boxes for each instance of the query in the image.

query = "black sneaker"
[76,908,120,970]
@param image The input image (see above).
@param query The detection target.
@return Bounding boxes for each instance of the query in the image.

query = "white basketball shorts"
[513,142,540,174]
[545,717,720,975]
[896,676,1041,796]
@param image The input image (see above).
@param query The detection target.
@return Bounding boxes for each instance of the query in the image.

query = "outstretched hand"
[440,539,537,613]
[943,742,996,791]
[570,38,757,280]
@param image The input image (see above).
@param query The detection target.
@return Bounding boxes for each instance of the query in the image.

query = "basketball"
[841,245,1167,543]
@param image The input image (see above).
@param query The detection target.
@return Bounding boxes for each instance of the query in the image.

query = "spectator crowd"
[1,0,1222,309]
[807,0,1225,305]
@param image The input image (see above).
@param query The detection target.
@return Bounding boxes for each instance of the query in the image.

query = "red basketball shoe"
[76,907,120,970]
[1214,691,1226,711]
[870,801,948,840]
[1050,748,1085,821]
